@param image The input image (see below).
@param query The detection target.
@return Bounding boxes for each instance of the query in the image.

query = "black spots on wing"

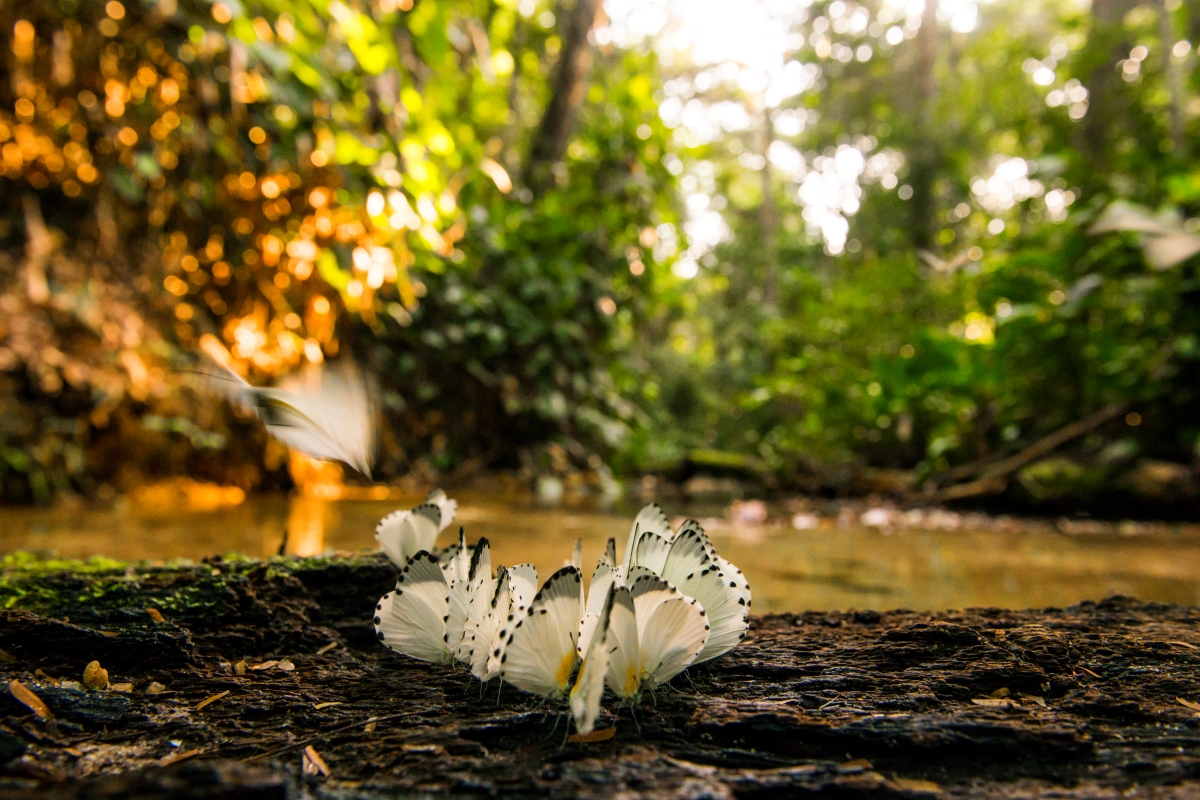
[738,598,746,605]
[373,616,381,625]
[730,581,737,588]
[739,632,746,640]
[443,614,450,622]
[507,614,514,622]
[540,609,548,615]
[698,609,706,616]
[443,634,449,642]
[376,603,383,610]
[397,589,404,596]
[704,625,710,631]
[377,631,386,640]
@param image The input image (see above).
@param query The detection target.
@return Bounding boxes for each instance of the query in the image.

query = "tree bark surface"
[2,556,1200,798]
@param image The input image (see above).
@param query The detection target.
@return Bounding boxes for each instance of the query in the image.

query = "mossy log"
[2,554,1200,797]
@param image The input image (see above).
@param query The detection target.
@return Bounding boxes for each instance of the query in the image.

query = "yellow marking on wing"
[623,665,639,697]
[556,650,577,689]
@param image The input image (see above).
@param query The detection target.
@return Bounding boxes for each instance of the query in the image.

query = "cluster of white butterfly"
[371,497,751,736]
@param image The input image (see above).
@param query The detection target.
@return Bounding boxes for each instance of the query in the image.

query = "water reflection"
[3,492,1200,613]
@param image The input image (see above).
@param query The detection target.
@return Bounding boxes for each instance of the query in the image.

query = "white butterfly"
[204,361,376,476]
[1090,201,1200,270]
[616,509,750,664]
[446,536,496,664]
[588,574,709,703]
[498,566,583,699]
[569,583,616,735]
[469,562,538,682]
[375,490,457,569]
[373,550,453,664]
[655,526,748,663]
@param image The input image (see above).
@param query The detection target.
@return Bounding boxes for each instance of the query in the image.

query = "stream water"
[3,491,1199,613]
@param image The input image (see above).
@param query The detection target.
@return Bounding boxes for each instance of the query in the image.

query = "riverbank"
[2,554,1200,797]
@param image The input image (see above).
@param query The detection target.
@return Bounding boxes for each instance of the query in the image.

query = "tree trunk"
[1160,0,1185,153]
[1080,0,1137,177]
[908,0,940,251]
[525,0,603,192]
[761,112,777,307]
[3,556,1200,797]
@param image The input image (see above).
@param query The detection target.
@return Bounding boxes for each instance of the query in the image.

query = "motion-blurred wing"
[1089,201,1171,235]
[1143,231,1200,270]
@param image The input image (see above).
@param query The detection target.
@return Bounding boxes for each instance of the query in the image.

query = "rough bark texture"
[3,556,1200,798]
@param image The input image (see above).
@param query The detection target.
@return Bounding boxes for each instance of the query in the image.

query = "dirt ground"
[2,554,1200,798]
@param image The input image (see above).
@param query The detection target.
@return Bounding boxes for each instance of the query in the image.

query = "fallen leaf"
[303,745,331,776]
[971,698,1014,708]
[195,690,230,710]
[567,727,616,744]
[1167,641,1199,650]
[60,681,81,691]
[34,669,60,687]
[989,687,1010,699]
[0,647,15,663]
[159,748,202,766]
[1022,695,1047,708]
[313,701,342,709]
[1176,697,1200,711]
[63,747,83,757]
[249,661,279,671]
[234,660,247,676]
[400,743,444,755]
[10,680,53,718]
[316,642,339,656]
[146,681,167,694]
[110,683,133,693]
[98,631,119,638]
[839,758,874,771]
[363,721,376,733]
[893,777,942,793]
[1079,667,1101,679]
[83,661,109,691]
[146,608,165,623]
[277,659,295,672]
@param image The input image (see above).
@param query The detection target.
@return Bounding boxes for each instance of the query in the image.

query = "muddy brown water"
[3,492,1200,613]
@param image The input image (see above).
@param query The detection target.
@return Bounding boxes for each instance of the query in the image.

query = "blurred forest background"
[3,0,1200,514]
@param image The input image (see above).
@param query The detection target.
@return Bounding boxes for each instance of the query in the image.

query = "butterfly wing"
[631,530,672,574]
[500,567,583,699]
[1143,231,1200,270]
[275,363,376,476]
[376,509,441,568]
[508,563,538,611]
[622,504,672,570]
[629,573,679,641]
[603,537,617,565]
[1089,201,1171,235]
[471,567,512,681]
[373,551,452,663]
[603,586,641,700]
[579,557,623,655]
[640,595,709,687]
[424,488,458,532]
[659,527,716,587]
[674,562,748,663]
[716,554,752,608]
[570,584,615,735]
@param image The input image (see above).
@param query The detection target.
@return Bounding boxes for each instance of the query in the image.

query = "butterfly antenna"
[630,705,643,736]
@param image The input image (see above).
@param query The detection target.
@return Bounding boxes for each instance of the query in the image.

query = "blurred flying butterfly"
[1090,201,1200,270]
[199,360,376,476]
